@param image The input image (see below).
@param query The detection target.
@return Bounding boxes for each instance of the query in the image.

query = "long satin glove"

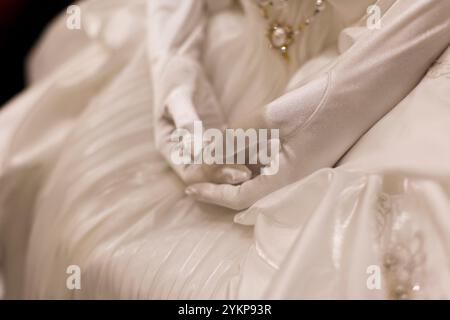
[186,0,450,210]
[147,0,250,185]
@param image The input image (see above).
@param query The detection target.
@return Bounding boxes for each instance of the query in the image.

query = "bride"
[1,0,450,299]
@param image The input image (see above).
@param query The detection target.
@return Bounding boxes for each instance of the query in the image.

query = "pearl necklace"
[256,0,327,60]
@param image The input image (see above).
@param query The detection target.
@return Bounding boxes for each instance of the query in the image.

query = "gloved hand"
[186,0,450,210]
[147,0,251,185]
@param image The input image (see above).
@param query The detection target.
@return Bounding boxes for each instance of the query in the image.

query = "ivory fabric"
[0,0,450,299]
[188,0,450,210]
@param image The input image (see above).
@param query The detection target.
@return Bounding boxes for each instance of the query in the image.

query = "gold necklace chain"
[256,0,327,61]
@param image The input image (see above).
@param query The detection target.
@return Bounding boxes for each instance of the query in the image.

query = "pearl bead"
[256,0,327,60]
[315,0,326,12]
[271,27,288,47]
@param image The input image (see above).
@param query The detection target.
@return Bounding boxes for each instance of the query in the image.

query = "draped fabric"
[0,0,449,299]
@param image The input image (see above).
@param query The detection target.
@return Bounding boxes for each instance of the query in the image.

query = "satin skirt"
[0,0,450,299]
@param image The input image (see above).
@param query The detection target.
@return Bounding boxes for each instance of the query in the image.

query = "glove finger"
[185,174,275,210]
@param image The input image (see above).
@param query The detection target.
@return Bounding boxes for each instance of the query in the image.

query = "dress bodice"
[204,0,375,125]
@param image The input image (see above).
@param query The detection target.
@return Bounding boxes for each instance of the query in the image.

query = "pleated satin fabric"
[0,0,449,299]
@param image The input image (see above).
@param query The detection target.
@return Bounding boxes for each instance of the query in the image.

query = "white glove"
[147,0,251,185]
[186,0,450,210]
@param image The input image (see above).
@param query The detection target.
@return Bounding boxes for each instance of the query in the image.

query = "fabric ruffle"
[235,168,450,299]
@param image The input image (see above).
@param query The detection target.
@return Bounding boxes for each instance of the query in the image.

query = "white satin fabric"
[237,49,450,299]
[188,0,450,211]
[0,0,449,299]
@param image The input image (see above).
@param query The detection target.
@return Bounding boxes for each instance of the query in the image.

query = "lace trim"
[376,193,427,300]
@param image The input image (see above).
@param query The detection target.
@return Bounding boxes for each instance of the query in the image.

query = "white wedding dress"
[1,0,450,299]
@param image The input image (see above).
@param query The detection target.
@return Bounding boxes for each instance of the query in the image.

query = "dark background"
[0,0,73,106]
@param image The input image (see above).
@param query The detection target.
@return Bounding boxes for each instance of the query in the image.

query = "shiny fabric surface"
[0,0,449,299]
